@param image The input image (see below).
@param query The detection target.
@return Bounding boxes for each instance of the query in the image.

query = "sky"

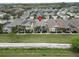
[0,0,79,3]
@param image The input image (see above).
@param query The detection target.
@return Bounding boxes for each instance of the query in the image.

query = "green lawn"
[0,34,79,57]
[0,33,78,43]
[0,48,78,57]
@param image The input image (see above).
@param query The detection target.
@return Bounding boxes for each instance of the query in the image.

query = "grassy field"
[0,34,78,56]
[0,48,78,57]
[0,33,78,43]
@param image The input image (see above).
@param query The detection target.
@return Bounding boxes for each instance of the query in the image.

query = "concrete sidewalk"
[0,43,71,49]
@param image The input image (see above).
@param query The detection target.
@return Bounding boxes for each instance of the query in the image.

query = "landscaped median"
[0,33,78,43]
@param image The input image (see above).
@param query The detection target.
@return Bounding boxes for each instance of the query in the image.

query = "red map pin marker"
[37,16,42,22]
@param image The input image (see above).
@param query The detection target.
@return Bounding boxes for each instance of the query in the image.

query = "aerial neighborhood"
[0,3,79,33]
[0,3,79,57]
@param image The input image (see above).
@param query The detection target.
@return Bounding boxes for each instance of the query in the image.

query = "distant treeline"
[0,2,79,9]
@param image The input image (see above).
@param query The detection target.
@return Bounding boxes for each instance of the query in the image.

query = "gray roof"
[69,19,79,28]
[21,19,33,26]
[46,19,69,28]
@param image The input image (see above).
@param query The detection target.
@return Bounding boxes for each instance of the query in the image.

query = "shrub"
[0,24,3,33]
[71,37,79,52]
[12,26,18,33]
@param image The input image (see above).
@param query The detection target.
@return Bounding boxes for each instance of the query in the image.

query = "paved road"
[16,33,78,35]
[0,43,71,49]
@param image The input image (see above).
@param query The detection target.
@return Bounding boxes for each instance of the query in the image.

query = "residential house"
[69,19,79,33]
[46,19,70,33]
[0,12,6,18]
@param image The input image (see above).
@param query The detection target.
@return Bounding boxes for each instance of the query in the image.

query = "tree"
[34,26,41,33]
[34,26,47,33]
[34,14,37,19]
[49,15,52,19]
[12,26,18,33]
[3,14,10,21]
[0,24,3,33]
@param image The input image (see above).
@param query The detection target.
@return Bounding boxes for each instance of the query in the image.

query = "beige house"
[46,19,69,33]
